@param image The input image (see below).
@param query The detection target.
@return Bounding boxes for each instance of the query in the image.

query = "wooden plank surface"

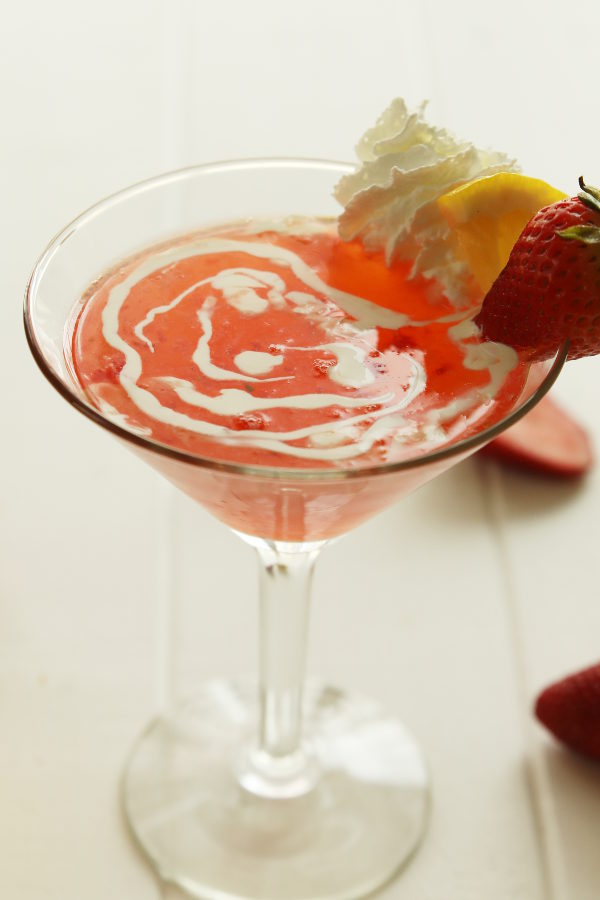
[3,1,600,898]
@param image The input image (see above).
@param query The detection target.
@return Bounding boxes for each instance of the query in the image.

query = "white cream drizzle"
[118,237,410,334]
[234,350,284,375]
[269,340,376,389]
[193,298,288,384]
[98,221,519,463]
[429,319,518,424]
[161,379,392,417]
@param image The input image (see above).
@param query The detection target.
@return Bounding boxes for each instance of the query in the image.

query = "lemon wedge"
[437,173,567,294]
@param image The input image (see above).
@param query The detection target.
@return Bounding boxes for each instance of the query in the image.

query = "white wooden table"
[3,2,600,897]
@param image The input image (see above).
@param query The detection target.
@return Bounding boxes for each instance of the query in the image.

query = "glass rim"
[24,156,569,483]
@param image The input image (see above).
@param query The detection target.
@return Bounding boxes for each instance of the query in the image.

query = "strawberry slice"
[536,662,600,762]
[480,394,593,477]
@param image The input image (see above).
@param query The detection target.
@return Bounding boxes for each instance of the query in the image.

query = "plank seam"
[480,459,570,900]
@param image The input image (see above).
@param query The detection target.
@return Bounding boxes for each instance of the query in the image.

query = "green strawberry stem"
[578,176,600,211]
[557,177,600,244]
[558,224,600,243]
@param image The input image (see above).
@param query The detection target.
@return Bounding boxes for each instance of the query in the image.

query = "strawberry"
[535,662,600,762]
[476,178,600,360]
[480,394,594,477]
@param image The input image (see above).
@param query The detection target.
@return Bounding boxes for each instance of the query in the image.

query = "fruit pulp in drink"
[70,217,527,473]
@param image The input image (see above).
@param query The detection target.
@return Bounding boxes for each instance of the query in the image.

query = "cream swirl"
[93,221,518,464]
[100,232,428,461]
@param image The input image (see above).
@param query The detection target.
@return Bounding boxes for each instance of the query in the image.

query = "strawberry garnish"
[476,178,600,360]
[480,394,593,477]
[536,662,600,762]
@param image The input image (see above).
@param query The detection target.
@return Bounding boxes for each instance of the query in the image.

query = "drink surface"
[70,217,526,470]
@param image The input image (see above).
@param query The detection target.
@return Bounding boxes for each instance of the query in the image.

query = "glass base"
[122,680,429,900]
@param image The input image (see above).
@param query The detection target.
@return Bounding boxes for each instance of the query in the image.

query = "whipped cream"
[334,98,518,307]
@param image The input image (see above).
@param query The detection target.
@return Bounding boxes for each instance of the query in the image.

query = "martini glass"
[24,159,567,900]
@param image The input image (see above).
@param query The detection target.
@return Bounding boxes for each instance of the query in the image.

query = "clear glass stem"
[258,540,321,757]
[236,536,325,797]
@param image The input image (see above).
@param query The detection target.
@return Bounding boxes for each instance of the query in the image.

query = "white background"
[3,1,600,897]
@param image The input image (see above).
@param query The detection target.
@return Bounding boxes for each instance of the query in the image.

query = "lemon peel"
[437,173,567,293]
